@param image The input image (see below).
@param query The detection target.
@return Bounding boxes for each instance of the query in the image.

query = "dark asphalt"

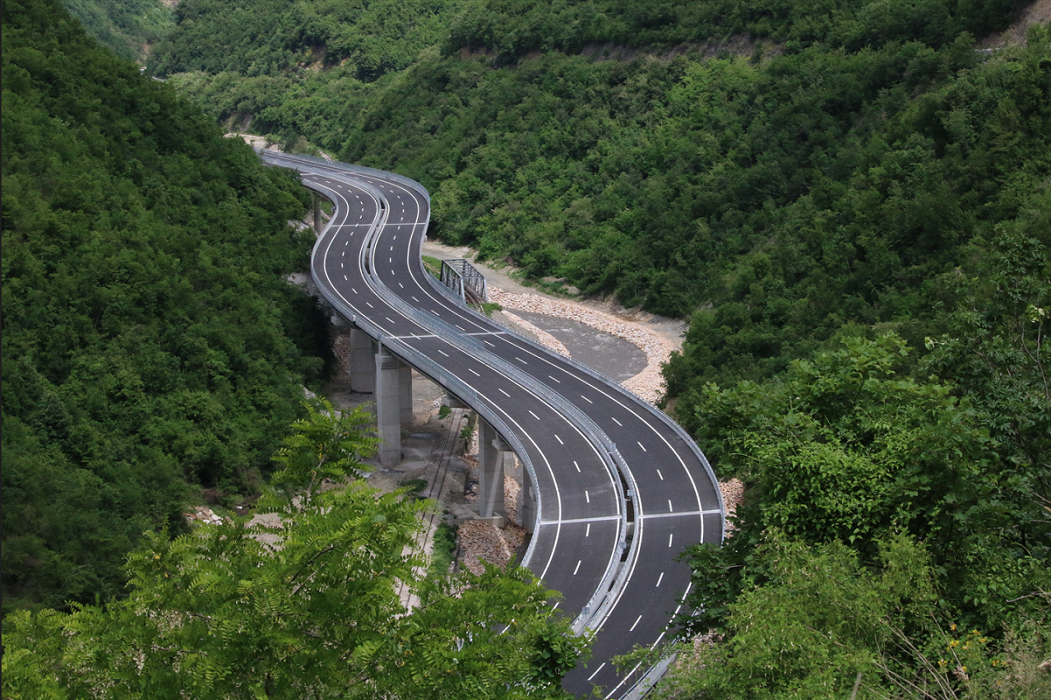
[260,152,724,699]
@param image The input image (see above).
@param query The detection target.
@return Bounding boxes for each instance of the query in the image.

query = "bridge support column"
[313,192,323,234]
[477,420,507,526]
[375,348,402,467]
[515,458,536,533]
[399,363,413,425]
[349,328,376,394]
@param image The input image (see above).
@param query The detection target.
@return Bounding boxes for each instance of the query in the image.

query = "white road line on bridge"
[529,410,540,420]
[641,509,721,520]
[468,368,480,376]
[498,388,510,397]
[573,461,581,472]
[656,572,664,588]
[637,441,647,452]
[555,434,564,444]
[538,515,619,525]
[573,560,581,575]
[549,375,561,383]
[629,615,643,632]
[287,160,687,696]
[588,664,606,682]
[656,469,664,480]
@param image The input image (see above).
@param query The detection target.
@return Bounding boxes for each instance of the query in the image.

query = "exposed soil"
[978,0,1050,49]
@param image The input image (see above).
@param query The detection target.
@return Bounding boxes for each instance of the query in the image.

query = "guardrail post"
[375,347,403,467]
[349,327,376,394]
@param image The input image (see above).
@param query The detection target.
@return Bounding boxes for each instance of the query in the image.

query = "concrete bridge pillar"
[399,363,413,425]
[349,328,376,394]
[375,347,402,466]
[313,192,323,234]
[477,420,506,524]
[515,456,536,533]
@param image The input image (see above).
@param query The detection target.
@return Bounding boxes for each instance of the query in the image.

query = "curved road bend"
[262,152,724,698]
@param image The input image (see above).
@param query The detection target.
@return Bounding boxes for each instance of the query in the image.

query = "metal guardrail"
[260,150,710,695]
[287,170,549,558]
[314,163,635,636]
[417,245,726,535]
[259,149,431,204]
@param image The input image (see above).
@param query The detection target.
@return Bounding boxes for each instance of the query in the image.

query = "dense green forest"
[5,0,1048,695]
[1,0,335,618]
[61,0,173,62]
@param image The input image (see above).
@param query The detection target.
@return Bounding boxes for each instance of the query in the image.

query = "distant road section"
[260,151,724,698]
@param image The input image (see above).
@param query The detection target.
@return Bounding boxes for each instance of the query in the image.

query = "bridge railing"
[263,152,702,695]
[440,258,489,303]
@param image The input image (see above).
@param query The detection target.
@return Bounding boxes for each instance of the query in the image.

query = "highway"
[261,151,724,698]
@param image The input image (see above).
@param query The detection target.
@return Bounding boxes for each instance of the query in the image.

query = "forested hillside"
[8,0,1048,694]
[2,0,331,617]
[147,1,1051,693]
[61,0,173,62]
[153,0,1049,385]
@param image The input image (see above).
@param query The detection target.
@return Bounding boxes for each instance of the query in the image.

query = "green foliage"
[154,12,1050,396]
[429,520,458,577]
[266,398,378,504]
[481,301,503,317]
[657,532,1051,700]
[1,413,587,700]
[149,0,460,82]
[680,334,1050,639]
[62,0,174,61]
[422,254,443,278]
[443,0,1016,63]
[1,0,322,617]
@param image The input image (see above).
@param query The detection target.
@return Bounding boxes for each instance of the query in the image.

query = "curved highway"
[261,151,724,698]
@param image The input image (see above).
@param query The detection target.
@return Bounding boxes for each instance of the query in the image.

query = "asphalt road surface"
[261,151,724,698]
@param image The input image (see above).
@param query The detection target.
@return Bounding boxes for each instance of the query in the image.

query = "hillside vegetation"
[61,0,174,62]
[149,1,1051,692]
[2,0,332,617]
[9,0,1048,694]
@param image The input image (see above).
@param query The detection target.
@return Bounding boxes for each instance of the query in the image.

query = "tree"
[2,401,588,699]
[652,532,1051,700]
[681,334,1050,635]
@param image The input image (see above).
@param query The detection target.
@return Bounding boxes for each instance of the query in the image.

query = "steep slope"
[2,0,324,617]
